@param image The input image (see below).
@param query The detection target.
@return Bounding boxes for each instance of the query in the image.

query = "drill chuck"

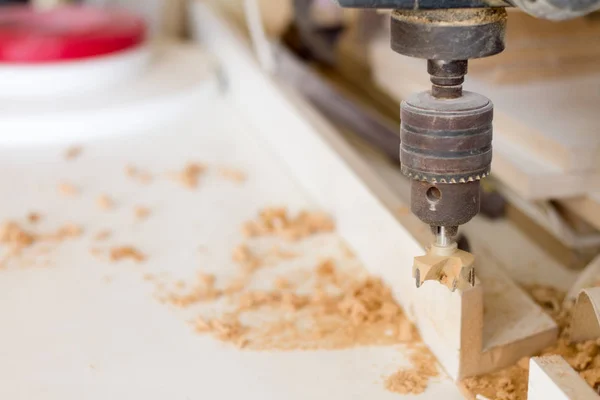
[400,90,493,227]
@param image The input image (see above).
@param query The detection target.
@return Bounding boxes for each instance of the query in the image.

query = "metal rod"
[434,225,458,247]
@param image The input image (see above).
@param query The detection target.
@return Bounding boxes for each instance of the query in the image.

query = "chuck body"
[400,91,493,227]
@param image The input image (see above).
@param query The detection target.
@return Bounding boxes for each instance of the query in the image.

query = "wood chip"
[109,246,146,263]
[218,167,247,183]
[241,207,335,241]
[96,195,114,210]
[134,206,151,221]
[44,224,83,241]
[232,244,261,272]
[64,146,83,161]
[385,346,439,395]
[27,212,42,224]
[172,162,206,188]
[94,230,111,241]
[0,220,82,268]
[0,221,36,255]
[125,165,153,184]
[58,182,79,197]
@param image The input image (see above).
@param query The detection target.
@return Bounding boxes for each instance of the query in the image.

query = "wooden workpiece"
[528,356,599,400]
[571,288,600,343]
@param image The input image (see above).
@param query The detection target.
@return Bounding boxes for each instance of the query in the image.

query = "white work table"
[0,82,463,399]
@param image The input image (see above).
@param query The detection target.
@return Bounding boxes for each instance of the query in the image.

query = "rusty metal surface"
[390,8,507,60]
[400,91,493,184]
[411,180,481,226]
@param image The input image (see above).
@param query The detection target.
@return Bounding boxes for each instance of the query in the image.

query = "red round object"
[0,6,146,63]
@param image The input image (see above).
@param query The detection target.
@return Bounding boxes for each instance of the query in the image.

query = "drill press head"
[391,8,507,289]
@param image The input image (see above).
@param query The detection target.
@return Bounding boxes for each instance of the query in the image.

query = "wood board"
[571,288,600,343]
[528,356,599,400]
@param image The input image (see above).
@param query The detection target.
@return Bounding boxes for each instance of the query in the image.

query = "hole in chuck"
[426,186,442,203]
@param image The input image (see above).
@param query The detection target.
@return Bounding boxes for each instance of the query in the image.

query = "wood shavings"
[463,284,600,399]
[148,208,435,394]
[385,345,439,395]
[0,221,82,267]
[0,221,36,255]
[266,245,297,261]
[339,242,356,260]
[125,165,153,184]
[176,258,420,351]
[273,277,291,290]
[94,230,111,241]
[218,167,247,183]
[134,206,151,221]
[171,162,206,189]
[232,244,261,272]
[223,277,246,295]
[58,182,79,197]
[64,146,83,160]
[241,207,335,241]
[143,273,155,281]
[43,224,83,241]
[96,195,114,210]
[27,212,41,224]
[109,246,146,263]
[162,272,220,308]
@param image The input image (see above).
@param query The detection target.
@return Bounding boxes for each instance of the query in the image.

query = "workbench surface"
[0,94,463,399]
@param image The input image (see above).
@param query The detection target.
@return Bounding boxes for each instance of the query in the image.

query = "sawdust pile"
[385,345,439,395]
[241,207,335,241]
[0,220,82,267]
[109,246,146,263]
[462,284,600,399]
[171,162,206,189]
[158,254,419,351]
[151,207,437,394]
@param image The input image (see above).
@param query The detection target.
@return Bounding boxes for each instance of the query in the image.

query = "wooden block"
[528,356,599,400]
[571,288,600,343]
